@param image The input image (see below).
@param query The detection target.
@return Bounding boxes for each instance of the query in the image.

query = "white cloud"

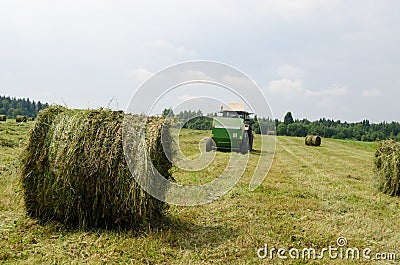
[306,85,347,97]
[125,68,152,82]
[268,79,304,96]
[221,75,253,89]
[178,70,212,82]
[268,79,348,99]
[146,40,196,57]
[273,65,347,97]
[362,88,383,98]
[277,65,304,79]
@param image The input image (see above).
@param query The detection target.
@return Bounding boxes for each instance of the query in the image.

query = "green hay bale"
[374,140,400,196]
[305,135,321,146]
[16,115,27,122]
[0,115,6,121]
[20,106,173,229]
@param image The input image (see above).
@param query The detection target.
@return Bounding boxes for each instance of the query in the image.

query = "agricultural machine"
[206,104,253,154]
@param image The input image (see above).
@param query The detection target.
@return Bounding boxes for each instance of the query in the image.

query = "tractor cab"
[220,110,248,119]
[220,110,251,125]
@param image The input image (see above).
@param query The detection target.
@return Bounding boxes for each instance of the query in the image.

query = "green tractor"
[206,106,253,154]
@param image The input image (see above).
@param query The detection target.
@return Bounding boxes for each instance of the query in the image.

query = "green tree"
[277,123,287,136]
[162,108,174,117]
[284,112,294,125]
[287,123,307,137]
[251,115,260,134]
[0,95,49,118]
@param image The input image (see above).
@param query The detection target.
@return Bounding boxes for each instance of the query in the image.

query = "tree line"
[0,95,49,118]
[163,108,213,130]
[163,108,400,142]
[276,112,400,142]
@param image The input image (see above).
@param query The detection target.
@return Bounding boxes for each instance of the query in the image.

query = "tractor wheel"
[206,138,214,152]
[240,139,249,154]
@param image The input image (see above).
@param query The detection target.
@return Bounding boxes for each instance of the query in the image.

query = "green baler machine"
[206,109,253,154]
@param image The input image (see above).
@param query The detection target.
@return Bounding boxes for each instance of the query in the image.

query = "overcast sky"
[1,0,399,122]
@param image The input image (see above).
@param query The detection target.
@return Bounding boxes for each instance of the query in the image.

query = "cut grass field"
[0,121,399,264]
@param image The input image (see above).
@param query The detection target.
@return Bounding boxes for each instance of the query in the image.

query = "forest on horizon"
[1,95,399,142]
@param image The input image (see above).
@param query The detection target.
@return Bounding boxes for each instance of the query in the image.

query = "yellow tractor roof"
[227,103,245,111]
[220,103,253,114]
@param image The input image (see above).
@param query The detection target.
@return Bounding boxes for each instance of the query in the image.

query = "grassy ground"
[0,122,399,264]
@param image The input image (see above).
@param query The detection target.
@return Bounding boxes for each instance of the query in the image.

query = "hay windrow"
[374,140,400,196]
[20,106,172,229]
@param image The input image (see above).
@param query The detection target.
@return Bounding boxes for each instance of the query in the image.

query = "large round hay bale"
[27,117,34,121]
[20,106,173,229]
[305,135,321,146]
[374,140,400,196]
[16,115,27,122]
[0,115,6,121]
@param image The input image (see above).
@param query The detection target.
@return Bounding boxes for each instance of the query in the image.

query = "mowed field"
[0,121,399,264]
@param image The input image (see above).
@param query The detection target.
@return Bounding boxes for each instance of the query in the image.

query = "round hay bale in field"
[374,140,400,196]
[16,115,27,122]
[305,135,321,146]
[27,117,34,121]
[0,115,6,121]
[20,106,173,229]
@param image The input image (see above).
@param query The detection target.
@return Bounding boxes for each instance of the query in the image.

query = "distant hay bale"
[374,140,400,196]
[0,115,6,121]
[16,115,27,122]
[305,135,321,146]
[27,117,34,121]
[20,106,173,229]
